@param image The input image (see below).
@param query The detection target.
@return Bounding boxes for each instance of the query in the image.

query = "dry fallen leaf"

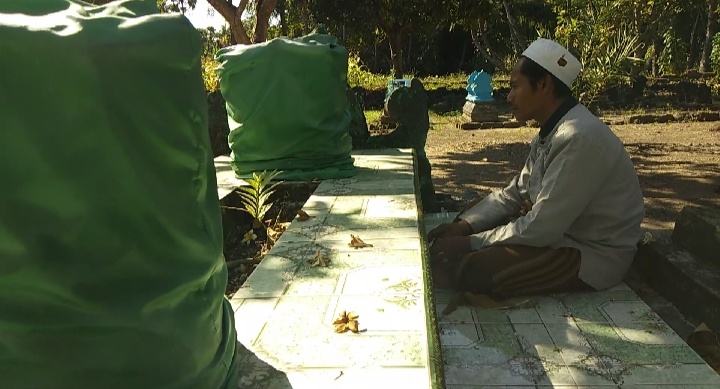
[307,249,331,267]
[296,210,314,221]
[333,310,361,334]
[348,234,373,249]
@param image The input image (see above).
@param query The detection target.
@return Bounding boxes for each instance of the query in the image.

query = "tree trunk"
[208,0,251,45]
[651,35,663,76]
[501,0,527,54]
[278,0,288,37]
[686,10,702,70]
[388,27,404,79]
[700,0,719,72]
[252,0,279,44]
[470,21,507,72]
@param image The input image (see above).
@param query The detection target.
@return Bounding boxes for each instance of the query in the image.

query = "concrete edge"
[633,241,720,332]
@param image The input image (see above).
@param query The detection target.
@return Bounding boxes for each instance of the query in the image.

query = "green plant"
[711,33,720,75]
[573,28,643,107]
[347,54,389,90]
[237,170,283,229]
[202,56,220,92]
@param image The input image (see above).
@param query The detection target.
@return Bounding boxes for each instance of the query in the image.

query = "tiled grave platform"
[220,149,444,388]
[215,155,249,200]
[215,151,720,388]
[426,214,720,389]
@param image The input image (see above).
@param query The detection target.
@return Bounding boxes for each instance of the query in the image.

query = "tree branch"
[500,0,527,54]
[470,21,507,72]
[207,0,251,44]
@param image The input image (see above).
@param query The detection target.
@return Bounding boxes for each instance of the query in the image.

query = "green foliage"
[551,1,645,105]
[157,0,196,13]
[347,55,389,90]
[237,170,284,229]
[712,33,720,74]
[364,110,383,123]
[421,73,468,90]
[202,56,220,92]
[573,28,643,106]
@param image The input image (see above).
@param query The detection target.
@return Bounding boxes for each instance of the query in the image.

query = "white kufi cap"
[521,38,581,88]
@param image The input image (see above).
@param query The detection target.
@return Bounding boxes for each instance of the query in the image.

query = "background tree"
[448,0,556,73]
[205,0,277,44]
[311,0,447,79]
[699,0,719,72]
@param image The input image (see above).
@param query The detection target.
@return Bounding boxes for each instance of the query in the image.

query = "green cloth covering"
[215,33,357,180]
[0,1,237,388]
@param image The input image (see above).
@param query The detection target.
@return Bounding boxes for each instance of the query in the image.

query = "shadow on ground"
[429,141,720,239]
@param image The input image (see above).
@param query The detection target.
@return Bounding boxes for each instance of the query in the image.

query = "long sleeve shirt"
[459,103,645,290]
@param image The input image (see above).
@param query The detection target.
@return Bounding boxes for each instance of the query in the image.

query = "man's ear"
[540,74,554,94]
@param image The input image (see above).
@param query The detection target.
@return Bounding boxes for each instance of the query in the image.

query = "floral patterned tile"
[231,252,299,299]
[322,194,418,219]
[236,341,287,389]
[313,179,416,197]
[214,155,249,200]
[247,367,430,389]
[319,236,421,251]
[299,194,336,211]
[352,166,416,182]
[271,214,329,245]
[618,364,720,386]
[324,213,418,230]
[621,385,719,389]
[439,310,720,387]
[560,291,644,323]
[233,297,280,347]
[323,195,366,215]
[444,365,537,386]
[575,322,705,365]
[446,386,539,389]
[289,261,423,298]
[352,156,415,169]
[235,244,423,298]
[247,295,426,370]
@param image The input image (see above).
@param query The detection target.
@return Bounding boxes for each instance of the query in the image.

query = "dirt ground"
[425,118,720,243]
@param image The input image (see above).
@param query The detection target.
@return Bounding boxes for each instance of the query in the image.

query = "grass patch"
[421,73,468,90]
[362,109,462,132]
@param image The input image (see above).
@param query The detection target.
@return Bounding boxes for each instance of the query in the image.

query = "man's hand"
[427,220,473,242]
[429,235,472,265]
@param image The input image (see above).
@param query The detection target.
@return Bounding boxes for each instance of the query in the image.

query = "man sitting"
[427,38,644,299]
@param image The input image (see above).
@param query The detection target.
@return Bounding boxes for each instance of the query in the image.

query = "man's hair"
[518,56,573,98]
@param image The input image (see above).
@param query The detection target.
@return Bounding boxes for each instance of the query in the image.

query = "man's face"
[507,58,543,123]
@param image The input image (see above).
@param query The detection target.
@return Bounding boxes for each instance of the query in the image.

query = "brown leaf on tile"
[307,249,330,267]
[348,234,373,249]
[333,310,348,325]
[347,320,359,333]
[296,210,314,221]
[333,310,360,334]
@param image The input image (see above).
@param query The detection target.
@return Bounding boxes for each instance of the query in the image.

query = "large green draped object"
[215,33,357,180]
[0,1,237,388]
